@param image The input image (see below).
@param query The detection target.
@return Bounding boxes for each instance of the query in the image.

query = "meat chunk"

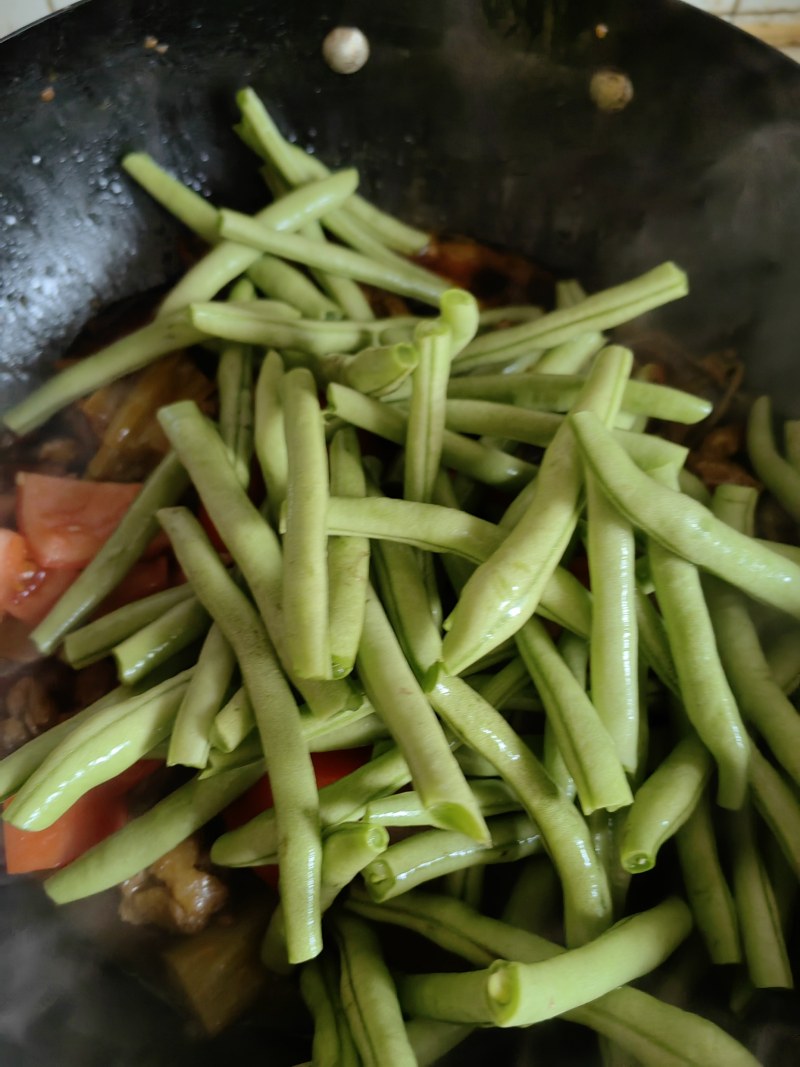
[119,836,228,934]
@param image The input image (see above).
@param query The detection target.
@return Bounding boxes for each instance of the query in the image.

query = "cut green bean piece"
[333,913,416,1067]
[398,897,692,1027]
[365,778,520,827]
[619,734,712,873]
[342,343,418,398]
[571,410,800,620]
[430,675,613,946]
[675,788,741,964]
[357,586,489,843]
[218,208,448,308]
[405,1018,473,1067]
[30,450,190,655]
[281,368,332,680]
[247,254,342,320]
[217,310,255,490]
[732,802,793,989]
[167,623,237,769]
[122,152,220,243]
[159,507,322,963]
[327,428,370,677]
[44,762,263,904]
[5,671,192,830]
[160,168,360,314]
[443,398,563,446]
[300,954,360,1067]
[747,395,800,523]
[404,319,453,504]
[112,594,210,684]
[516,618,634,815]
[748,743,800,882]
[440,288,479,358]
[211,745,411,868]
[190,301,372,356]
[63,583,194,669]
[535,331,606,375]
[327,382,536,490]
[441,345,632,677]
[210,687,255,754]
[585,466,639,774]
[254,350,289,521]
[3,312,205,436]
[158,400,354,717]
[363,812,541,901]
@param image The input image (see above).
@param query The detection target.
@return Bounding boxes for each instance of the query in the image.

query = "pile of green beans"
[2,87,796,1065]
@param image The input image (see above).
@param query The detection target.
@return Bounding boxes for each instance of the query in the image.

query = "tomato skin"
[3,760,161,874]
[223,748,371,888]
[0,529,34,613]
[5,566,80,626]
[17,472,141,569]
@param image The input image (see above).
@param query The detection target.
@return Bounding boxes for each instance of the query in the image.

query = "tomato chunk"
[3,760,161,874]
[0,527,79,626]
[17,472,141,569]
[0,529,33,613]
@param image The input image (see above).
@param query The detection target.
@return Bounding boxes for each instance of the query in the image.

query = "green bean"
[452,263,687,373]
[556,278,588,308]
[365,778,520,827]
[535,331,606,375]
[732,801,793,989]
[160,169,360,314]
[280,368,332,680]
[299,957,356,1067]
[398,897,692,1027]
[211,745,412,868]
[210,686,254,754]
[440,288,480,357]
[167,623,237,769]
[217,284,255,488]
[675,788,741,964]
[765,622,800,694]
[570,410,800,619]
[784,418,800,472]
[323,497,592,638]
[247,254,342,320]
[189,301,372,356]
[262,822,390,971]
[5,670,192,830]
[158,400,354,717]
[363,813,541,901]
[748,743,800,882]
[470,655,530,711]
[443,398,563,446]
[253,350,289,521]
[121,152,219,243]
[501,854,562,934]
[63,583,194,669]
[3,312,206,436]
[327,428,370,677]
[619,734,712,873]
[294,213,375,321]
[158,507,322,963]
[44,762,263,904]
[371,537,442,681]
[333,913,417,1067]
[236,89,429,255]
[218,208,448,308]
[0,675,175,801]
[429,674,613,945]
[326,382,537,490]
[404,319,452,504]
[357,585,488,843]
[342,343,418,397]
[516,618,633,814]
[585,466,640,774]
[112,594,210,684]
[405,1018,474,1067]
[447,372,712,424]
[634,588,680,695]
[747,395,800,523]
[349,888,760,1067]
[441,345,632,677]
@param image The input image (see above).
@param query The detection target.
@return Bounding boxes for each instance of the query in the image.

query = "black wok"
[0,0,799,1064]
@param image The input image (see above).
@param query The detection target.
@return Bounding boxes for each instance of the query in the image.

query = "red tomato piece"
[17,472,141,569]
[0,529,33,613]
[5,565,79,627]
[3,760,161,874]
[223,748,371,888]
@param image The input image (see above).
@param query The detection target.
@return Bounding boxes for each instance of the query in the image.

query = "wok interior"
[1,0,800,1063]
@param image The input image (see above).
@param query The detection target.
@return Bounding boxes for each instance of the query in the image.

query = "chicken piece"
[118,837,228,934]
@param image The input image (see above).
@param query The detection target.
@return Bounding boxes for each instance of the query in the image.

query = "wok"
[0,0,799,1063]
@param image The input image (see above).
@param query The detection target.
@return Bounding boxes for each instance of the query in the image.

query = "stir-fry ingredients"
[1,86,796,1064]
